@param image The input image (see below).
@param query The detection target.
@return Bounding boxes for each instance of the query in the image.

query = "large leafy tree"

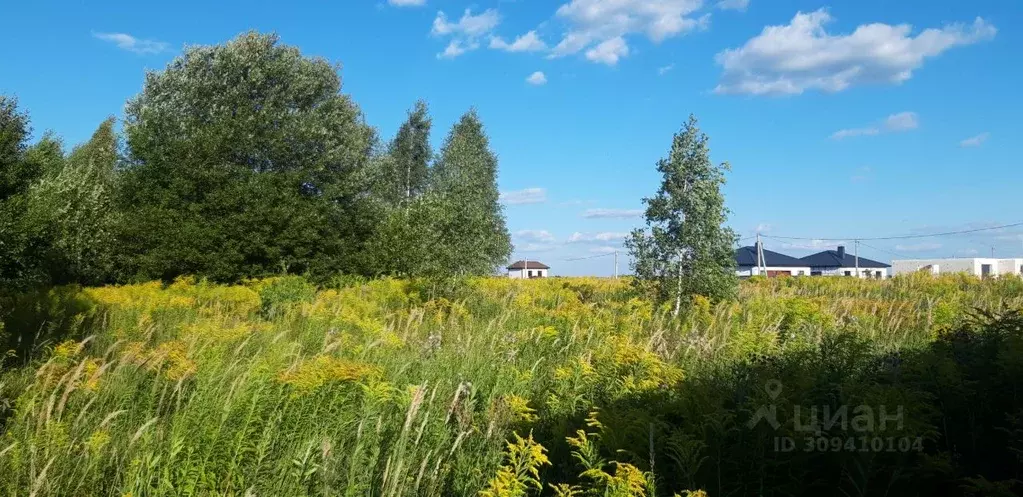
[0,97,52,288]
[114,32,378,282]
[625,115,737,315]
[431,110,511,275]
[0,96,35,202]
[28,117,118,284]
[380,100,432,207]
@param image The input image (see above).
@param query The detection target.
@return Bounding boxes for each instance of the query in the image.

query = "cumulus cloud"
[437,39,479,59]
[960,132,990,147]
[92,32,169,54]
[526,71,548,85]
[831,112,919,139]
[500,187,547,205]
[714,9,996,95]
[581,208,644,219]
[490,30,548,52]
[550,0,709,65]
[585,37,630,65]
[388,0,426,6]
[432,8,500,58]
[515,230,557,243]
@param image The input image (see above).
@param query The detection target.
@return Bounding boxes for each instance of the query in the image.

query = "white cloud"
[490,30,548,52]
[516,230,557,243]
[433,8,500,37]
[550,0,709,65]
[658,63,675,75]
[388,0,426,6]
[714,10,996,95]
[831,112,918,139]
[567,232,629,243]
[526,71,548,85]
[517,243,557,252]
[590,246,619,254]
[582,208,644,219]
[831,127,880,139]
[585,36,630,65]
[960,132,990,147]
[895,242,942,251]
[500,187,547,205]
[884,112,919,131]
[716,0,749,11]
[93,32,169,54]
[432,8,499,59]
[437,39,479,59]
[755,223,772,233]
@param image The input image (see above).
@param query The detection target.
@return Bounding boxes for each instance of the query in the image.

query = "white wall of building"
[892,258,1011,277]
[507,268,549,279]
[736,266,811,277]
[810,267,889,278]
[997,258,1023,276]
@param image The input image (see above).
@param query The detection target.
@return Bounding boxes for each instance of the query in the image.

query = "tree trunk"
[673,252,684,317]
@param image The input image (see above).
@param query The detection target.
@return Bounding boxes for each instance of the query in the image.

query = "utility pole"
[756,232,764,276]
[854,240,860,279]
[523,258,528,279]
[612,250,618,279]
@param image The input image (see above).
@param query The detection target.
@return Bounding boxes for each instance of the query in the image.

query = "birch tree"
[625,115,737,315]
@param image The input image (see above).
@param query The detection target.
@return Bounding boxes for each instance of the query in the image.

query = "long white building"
[892,258,1023,277]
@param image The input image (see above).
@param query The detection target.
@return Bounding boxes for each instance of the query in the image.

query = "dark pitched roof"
[799,248,890,268]
[507,260,550,270]
[735,246,807,267]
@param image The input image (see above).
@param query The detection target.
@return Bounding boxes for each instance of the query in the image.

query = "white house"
[892,258,1023,277]
[800,246,890,278]
[735,243,811,277]
[507,260,550,279]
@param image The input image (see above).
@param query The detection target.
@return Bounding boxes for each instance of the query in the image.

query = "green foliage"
[378,100,432,207]
[28,118,118,285]
[431,110,512,275]
[626,115,737,315]
[258,275,318,318]
[0,276,1020,495]
[0,95,36,201]
[114,31,378,282]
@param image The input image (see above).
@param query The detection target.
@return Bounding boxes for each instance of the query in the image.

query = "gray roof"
[799,249,890,269]
[735,245,807,267]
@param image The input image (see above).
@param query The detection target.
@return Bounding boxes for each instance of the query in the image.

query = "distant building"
[735,242,811,277]
[800,245,890,278]
[892,258,1023,278]
[507,260,550,279]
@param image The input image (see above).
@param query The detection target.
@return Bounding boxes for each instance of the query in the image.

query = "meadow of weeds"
[2,274,1023,496]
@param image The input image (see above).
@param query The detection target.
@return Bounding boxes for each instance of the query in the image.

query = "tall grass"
[1,273,1022,496]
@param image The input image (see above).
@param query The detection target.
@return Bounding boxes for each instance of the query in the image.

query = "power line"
[762,221,1023,242]
[857,241,905,259]
[562,252,616,262]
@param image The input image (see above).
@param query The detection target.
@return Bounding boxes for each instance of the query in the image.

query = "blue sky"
[3,0,1021,275]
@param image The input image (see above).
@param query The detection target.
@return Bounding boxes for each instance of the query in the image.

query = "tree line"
[0,32,512,289]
